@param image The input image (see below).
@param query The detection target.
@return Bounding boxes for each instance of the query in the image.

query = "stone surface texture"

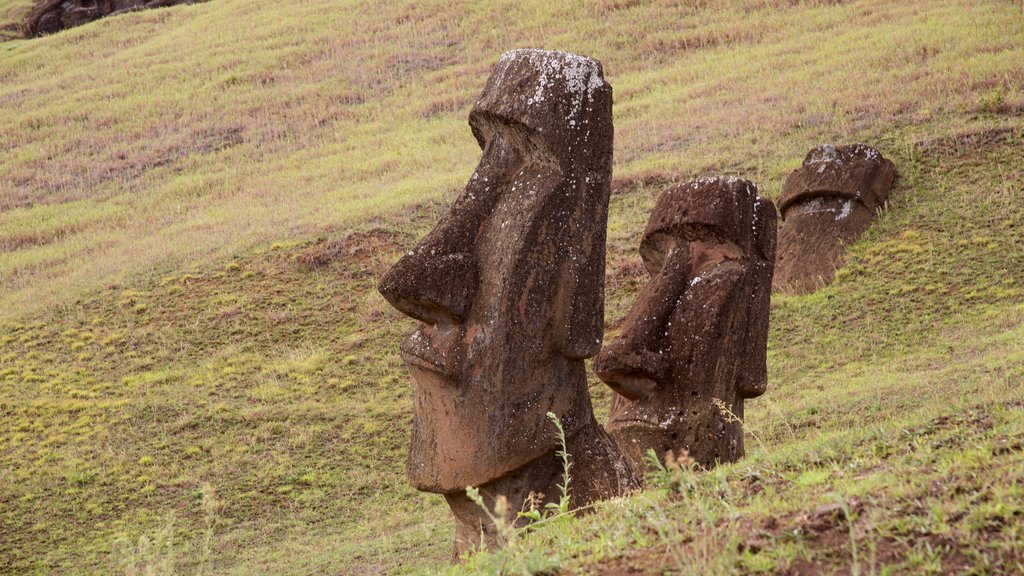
[594,177,777,471]
[378,49,637,557]
[774,144,897,294]
[27,0,203,36]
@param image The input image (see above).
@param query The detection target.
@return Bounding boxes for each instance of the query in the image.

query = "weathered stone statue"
[27,0,204,36]
[773,144,897,294]
[594,177,777,471]
[378,49,636,557]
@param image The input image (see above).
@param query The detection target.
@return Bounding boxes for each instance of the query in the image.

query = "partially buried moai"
[26,0,204,36]
[774,144,897,294]
[378,49,637,557]
[594,177,777,472]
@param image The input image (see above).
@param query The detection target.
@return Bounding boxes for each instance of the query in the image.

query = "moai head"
[28,0,123,35]
[774,144,897,294]
[378,49,614,494]
[594,177,777,470]
[26,0,68,35]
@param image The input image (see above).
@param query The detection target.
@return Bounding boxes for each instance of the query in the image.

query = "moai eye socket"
[639,232,679,276]
[687,237,744,277]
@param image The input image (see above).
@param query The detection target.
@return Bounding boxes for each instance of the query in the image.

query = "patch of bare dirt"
[294,228,408,274]
[610,173,674,195]
[915,127,1021,158]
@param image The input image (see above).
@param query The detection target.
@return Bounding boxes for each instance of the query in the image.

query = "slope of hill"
[455,128,1024,575]
[2,0,1022,319]
[1,0,1022,574]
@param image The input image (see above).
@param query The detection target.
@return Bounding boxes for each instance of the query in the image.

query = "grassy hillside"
[2,0,1023,319]
[1,0,1022,574]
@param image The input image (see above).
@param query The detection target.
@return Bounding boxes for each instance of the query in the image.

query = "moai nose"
[378,242,478,326]
[594,246,692,400]
[378,131,520,327]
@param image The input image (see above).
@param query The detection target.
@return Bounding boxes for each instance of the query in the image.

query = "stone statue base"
[444,416,637,559]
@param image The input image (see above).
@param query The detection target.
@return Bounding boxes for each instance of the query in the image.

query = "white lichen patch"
[837,199,854,220]
[807,143,882,168]
[498,49,606,129]
[808,144,839,164]
[796,197,858,220]
[689,175,755,195]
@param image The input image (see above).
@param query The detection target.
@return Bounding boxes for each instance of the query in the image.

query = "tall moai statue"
[378,49,637,557]
[594,177,777,471]
[773,144,897,294]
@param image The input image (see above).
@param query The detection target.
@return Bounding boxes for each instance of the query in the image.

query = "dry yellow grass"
[2,0,1022,320]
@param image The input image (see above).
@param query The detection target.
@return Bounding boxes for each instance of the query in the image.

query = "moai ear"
[562,80,613,361]
[737,195,778,398]
[562,178,612,359]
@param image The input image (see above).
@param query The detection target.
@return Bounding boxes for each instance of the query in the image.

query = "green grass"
[1,0,1023,319]
[1,225,455,574]
[1,0,1023,574]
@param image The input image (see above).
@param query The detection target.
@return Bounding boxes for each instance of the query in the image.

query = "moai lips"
[594,177,777,471]
[774,144,897,294]
[378,49,637,557]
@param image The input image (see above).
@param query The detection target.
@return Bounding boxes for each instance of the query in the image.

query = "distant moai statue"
[378,49,637,557]
[774,144,897,294]
[27,0,204,36]
[594,177,777,471]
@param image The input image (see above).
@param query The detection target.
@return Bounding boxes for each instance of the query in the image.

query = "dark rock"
[27,0,205,36]
[773,144,897,294]
[378,49,637,557]
[594,177,777,471]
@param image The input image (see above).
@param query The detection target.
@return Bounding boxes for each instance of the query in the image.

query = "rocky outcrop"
[773,144,897,294]
[378,49,637,557]
[594,177,777,471]
[27,0,205,36]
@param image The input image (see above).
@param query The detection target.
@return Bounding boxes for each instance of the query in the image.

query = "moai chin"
[594,177,777,472]
[378,49,637,557]
[774,144,897,294]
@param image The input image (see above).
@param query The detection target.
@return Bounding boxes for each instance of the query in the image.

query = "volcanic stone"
[773,144,897,294]
[378,49,637,557]
[594,176,777,471]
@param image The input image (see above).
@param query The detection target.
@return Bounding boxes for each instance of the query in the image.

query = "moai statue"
[27,0,203,36]
[378,49,637,557]
[773,144,897,294]
[26,0,76,34]
[594,177,777,471]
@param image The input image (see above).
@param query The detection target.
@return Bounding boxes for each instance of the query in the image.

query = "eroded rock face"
[378,49,637,557]
[594,177,777,471]
[27,0,203,36]
[774,144,897,294]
